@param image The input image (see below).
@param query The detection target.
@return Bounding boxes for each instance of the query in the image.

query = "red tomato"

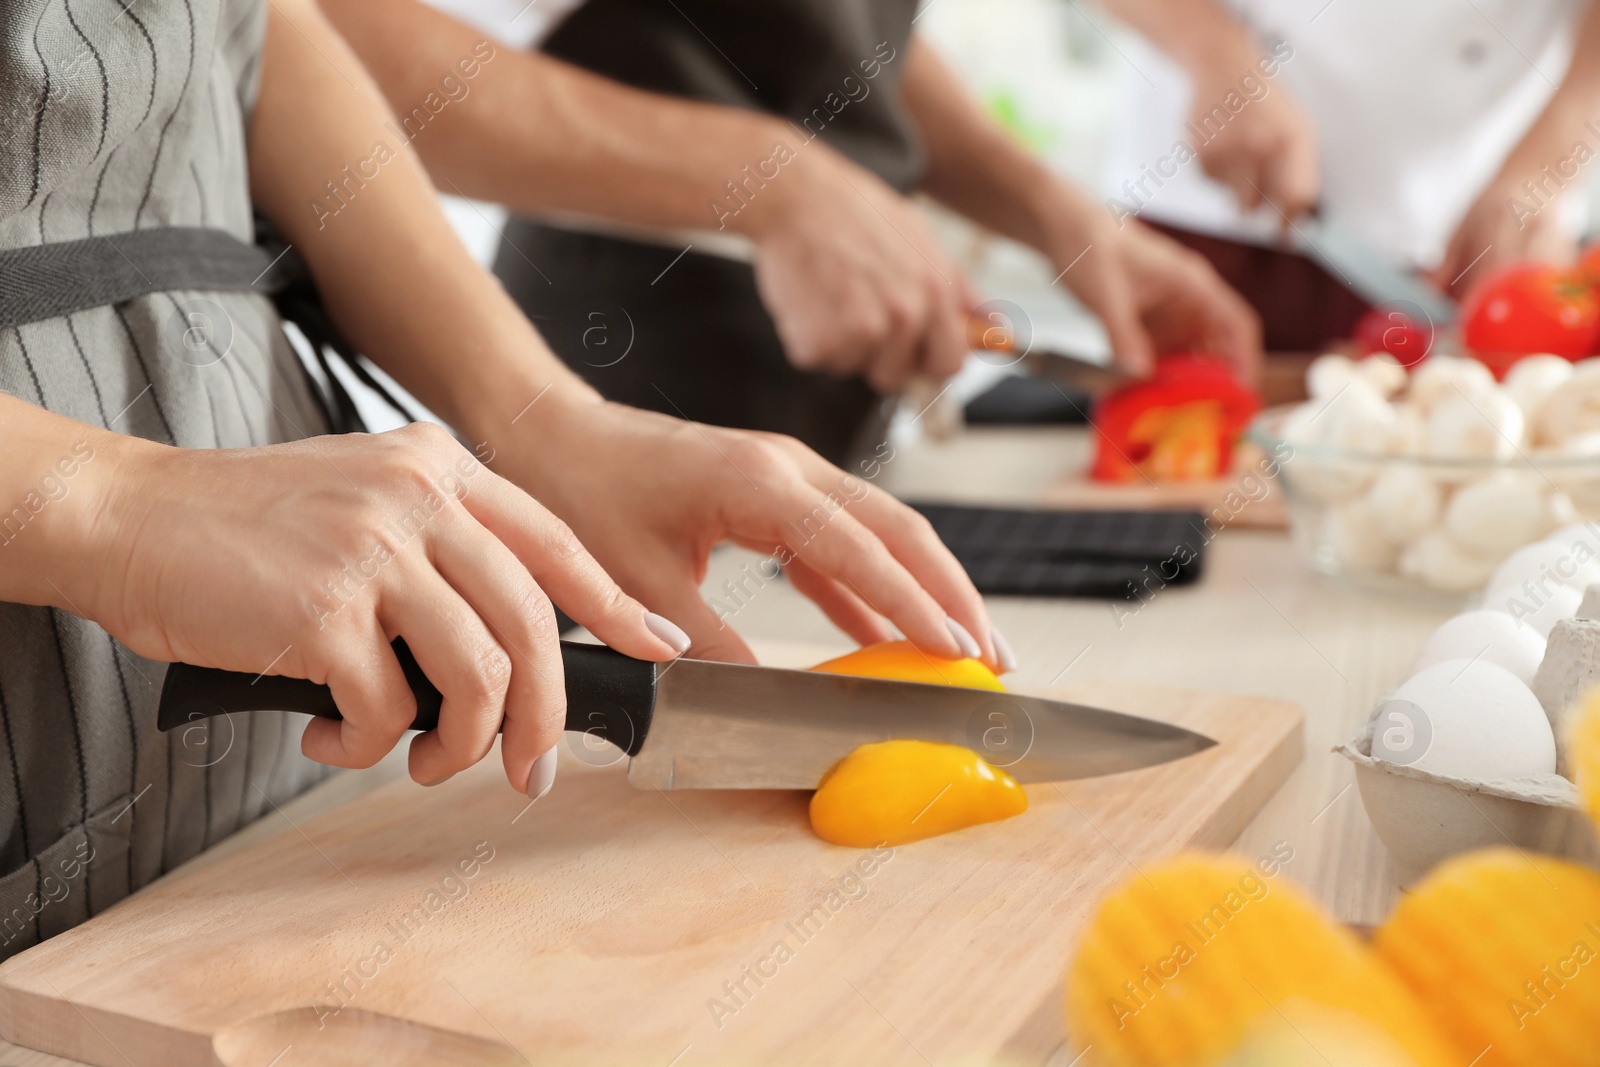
[1577,240,1600,283]
[1353,307,1431,367]
[1461,262,1600,373]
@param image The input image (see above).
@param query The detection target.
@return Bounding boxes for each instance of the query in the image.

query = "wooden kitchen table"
[0,424,1449,1067]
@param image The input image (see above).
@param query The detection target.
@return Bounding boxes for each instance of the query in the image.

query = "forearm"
[900,37,1088,263]
[0,396,148,612]
[248,0,594,446]
[316,0,800,239]
[1494,1,1600,185]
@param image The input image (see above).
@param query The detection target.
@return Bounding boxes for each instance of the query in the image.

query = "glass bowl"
[1247,405,1600,601]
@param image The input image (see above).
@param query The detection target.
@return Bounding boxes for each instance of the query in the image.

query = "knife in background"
[967,314,1137,395]
[158,641,1216,790]
[1293,215,1457,328]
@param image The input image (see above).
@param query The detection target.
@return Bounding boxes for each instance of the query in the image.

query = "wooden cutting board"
[1042,442,1289,531]
[0,675,1302,1067]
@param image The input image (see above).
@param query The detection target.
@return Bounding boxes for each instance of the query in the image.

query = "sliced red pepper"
[1089,353,1261,484]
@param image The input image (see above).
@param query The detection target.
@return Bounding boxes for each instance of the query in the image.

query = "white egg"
[1484,533,1600,603]
[1365,464,1443,543]
[1357,353,1408,399]
[1371,659,1555,778]
[1484,580,1582,638]
[1306,353,1358,400]
[1398,530,1499,592]
[1427,390,1525,464]
[1503,355,1574,420]
[1409,610,1547,685]
[1442,474,1554,557]
[1409,355,1497,414]
[1326,500,1399,571]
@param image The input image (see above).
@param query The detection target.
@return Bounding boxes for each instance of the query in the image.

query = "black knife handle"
[156,639,659,756]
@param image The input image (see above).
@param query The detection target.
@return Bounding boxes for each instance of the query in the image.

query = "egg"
[1442,474,1554,557]
[1483,534,1600,604]
[1484,580,1582,638]
[1365,465,1443,543]
[1409,610,1547,685]
[1503,354,1574,420]
[1398,530,1498,592]
[1371,659,1555,778]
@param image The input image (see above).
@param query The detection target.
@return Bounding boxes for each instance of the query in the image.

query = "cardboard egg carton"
[1338,596,1600,887]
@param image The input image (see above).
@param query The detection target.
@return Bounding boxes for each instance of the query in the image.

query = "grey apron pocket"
[0,792,136,960]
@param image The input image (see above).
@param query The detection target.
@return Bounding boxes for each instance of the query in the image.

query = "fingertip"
[643,610,692,656]
[524,746,558,799]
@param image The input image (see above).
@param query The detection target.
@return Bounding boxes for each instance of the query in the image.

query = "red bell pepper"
[1089,353,1261,484]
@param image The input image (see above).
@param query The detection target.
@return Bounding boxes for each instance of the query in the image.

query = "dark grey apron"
[0,0,363,959]
[496,0,921,465]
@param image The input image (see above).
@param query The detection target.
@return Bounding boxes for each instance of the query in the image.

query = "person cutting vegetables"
[0,0,1005,957]
[314,0,1262,463]
[1098,0,1600,294]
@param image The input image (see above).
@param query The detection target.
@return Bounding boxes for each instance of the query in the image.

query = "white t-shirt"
[420,0,587,51]
[1103,0,1585,267]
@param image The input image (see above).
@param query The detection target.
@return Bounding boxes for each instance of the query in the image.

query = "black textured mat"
[909,502,1209,599]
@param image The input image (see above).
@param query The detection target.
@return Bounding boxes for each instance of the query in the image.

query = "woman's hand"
[1042,185,1262,380]
[494,398,1009,672]
[75,422,687,793]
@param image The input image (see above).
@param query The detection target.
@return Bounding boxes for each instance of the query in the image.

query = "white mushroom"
[1356,353,1408,400]
[1306,353,1358,400]
[1326,499,1400,572]
[1533,359,1600,445]
[1317,377,1398,453]
[1399,529,1499,592]
[1502,354,1574,420]
[1409,355,1497,414]
[1442,474,1556,558]
[1365,464,1443,543]
[1388,405,1427,456]
[1426,389,1524,464]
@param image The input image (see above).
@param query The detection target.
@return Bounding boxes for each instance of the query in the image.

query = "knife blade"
[157,640,1216,789]
[1293,216,1457,328]
[967,315,1137,395]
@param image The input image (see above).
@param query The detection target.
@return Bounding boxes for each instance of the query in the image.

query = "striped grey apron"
[0,0,338,958]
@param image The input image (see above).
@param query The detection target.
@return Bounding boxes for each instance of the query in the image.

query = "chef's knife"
[967,316,1137,395]
[1293,215,1457,328]
[157,640,1215,789]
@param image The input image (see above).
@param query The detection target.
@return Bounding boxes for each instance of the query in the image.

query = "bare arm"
[900,37,1261,376]
[316,0,980,389]
[1437,0,1600,289]
[315,0,794,239]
